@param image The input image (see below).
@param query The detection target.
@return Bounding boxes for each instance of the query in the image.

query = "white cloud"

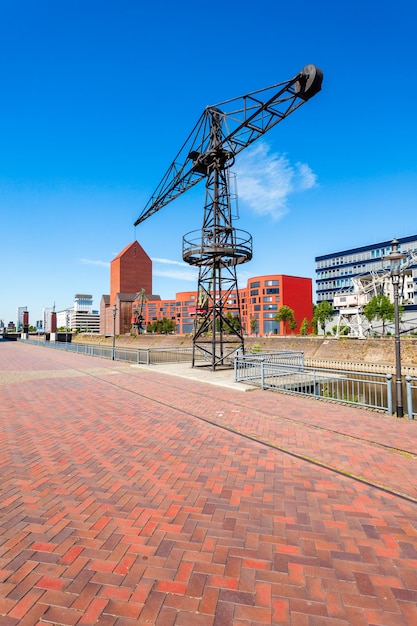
[234,142,317,219]
[153,268,196,281]
[152,257,196,282]
[80,258,110,268]
[152,257,187,267]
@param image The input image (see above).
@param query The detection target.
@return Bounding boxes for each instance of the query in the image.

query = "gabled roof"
[111,241,151,262]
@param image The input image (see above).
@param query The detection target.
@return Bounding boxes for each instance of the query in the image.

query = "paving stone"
[1,342,417,624]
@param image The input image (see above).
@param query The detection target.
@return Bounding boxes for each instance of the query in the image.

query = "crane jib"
[134,64,323,226]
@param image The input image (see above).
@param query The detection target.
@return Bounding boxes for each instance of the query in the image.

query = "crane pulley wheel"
[294,64,323,100]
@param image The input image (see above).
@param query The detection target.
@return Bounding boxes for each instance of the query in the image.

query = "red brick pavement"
[1,341,417,625]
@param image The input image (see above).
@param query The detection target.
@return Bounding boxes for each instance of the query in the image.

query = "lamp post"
[385,238,406,417]
[112,303,117,360]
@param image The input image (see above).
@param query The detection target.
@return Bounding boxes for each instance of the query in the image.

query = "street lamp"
[384,238,406,417]
[112,303,117,360]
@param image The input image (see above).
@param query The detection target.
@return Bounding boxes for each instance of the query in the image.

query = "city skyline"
[1,1,416,324]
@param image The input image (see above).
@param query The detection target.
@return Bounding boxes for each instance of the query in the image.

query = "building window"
[265,280,279,286]
[264,320,279,334]
[250,281,260,288]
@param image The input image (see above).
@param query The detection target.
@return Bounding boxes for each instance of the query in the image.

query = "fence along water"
[233,351,406,417]
[19,339,417,418]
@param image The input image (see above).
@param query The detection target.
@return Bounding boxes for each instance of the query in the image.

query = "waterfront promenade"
[1,341,417,625]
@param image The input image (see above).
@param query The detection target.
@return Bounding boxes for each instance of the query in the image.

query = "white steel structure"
[316,235,417,338]
[333,249,417,338]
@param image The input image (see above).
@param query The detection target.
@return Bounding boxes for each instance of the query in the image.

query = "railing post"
[261,361,265,390]
[406,376,414,420]
[234,356,238,382]
[146,348,150,365]
[386,374,393,416]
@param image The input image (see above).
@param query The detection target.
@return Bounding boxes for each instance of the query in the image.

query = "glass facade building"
[315,234,417,309]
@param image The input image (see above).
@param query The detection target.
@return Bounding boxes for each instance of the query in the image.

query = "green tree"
[148,317,175,334]
[313,301,334,335]
[274,305,296,336]
[332,324,348,336]
[363,294,398,335]
[216,312,240,334]
[250,318,259,336]
[288,316,297,333]
[300,317,309,336]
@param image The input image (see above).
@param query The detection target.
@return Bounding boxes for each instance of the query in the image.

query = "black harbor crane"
[134,64,323,369]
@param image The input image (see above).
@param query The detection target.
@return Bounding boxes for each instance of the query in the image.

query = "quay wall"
[73,334,417,374]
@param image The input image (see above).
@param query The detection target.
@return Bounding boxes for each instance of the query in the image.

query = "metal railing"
[248,349,305,367]
[137,346,202,365]
[234,353,395,414]
[406,376,417,420]
[18,339,416,418]
[31,339,140,362]
[20,338,200,365]
[236,351,304,381]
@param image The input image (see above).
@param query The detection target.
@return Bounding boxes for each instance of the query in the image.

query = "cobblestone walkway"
[1,341,417,625]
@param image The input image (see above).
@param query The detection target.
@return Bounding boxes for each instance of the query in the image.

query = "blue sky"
[1,0,416,325]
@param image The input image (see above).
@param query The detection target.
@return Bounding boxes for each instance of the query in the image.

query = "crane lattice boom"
[134,64,322,226]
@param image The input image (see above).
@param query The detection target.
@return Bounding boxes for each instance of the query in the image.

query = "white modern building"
[315,234,417,336]
[56,294,100,333]
[315,234,417,306]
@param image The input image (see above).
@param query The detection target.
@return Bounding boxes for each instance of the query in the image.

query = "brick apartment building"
[101,241,313,336]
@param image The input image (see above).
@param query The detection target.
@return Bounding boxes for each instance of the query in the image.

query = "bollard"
[386,374,393,416]
[406,376,414,420]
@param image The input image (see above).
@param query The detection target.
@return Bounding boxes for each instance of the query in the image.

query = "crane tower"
[134,65,323,369]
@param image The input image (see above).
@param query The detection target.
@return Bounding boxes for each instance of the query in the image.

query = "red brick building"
[240,274,313,336]
[101,241,313,336]
[137,276,312,336]
[100,241,155,335]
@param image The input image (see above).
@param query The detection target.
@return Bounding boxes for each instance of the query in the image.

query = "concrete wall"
[73,334,417,367]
